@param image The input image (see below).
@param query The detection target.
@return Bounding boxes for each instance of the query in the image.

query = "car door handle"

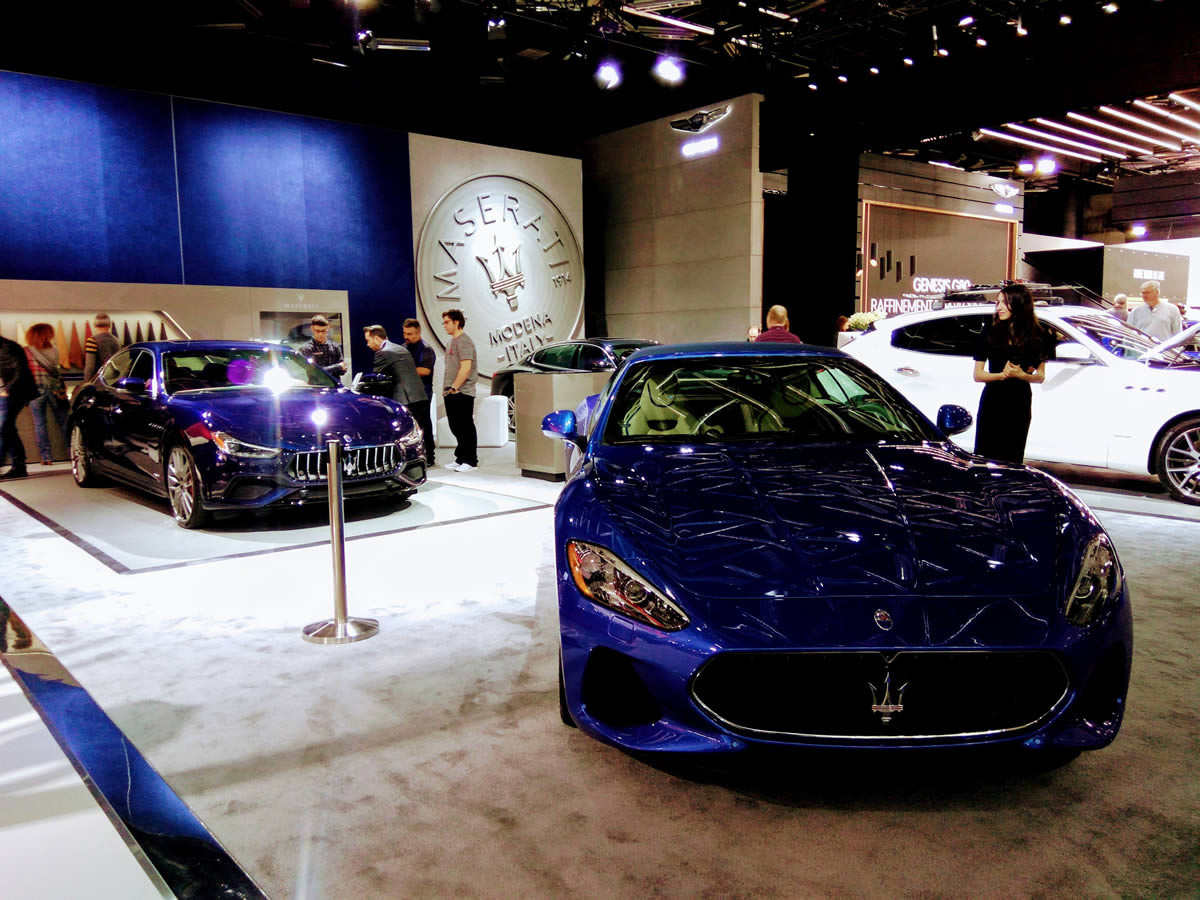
[894,367,920,377]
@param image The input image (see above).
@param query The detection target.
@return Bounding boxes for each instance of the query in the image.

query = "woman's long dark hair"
[992,284,1039,349]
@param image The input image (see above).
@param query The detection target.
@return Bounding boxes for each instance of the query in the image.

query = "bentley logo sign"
[416,174,584,378]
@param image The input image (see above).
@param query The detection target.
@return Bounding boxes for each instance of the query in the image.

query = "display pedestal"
[515,371,610,479]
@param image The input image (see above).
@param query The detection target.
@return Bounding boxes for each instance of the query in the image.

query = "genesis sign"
[870,276,972,314]
[416,174,584,378]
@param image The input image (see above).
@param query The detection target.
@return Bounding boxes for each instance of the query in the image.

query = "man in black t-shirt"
[299,315,347,379]
[402,318,437,464]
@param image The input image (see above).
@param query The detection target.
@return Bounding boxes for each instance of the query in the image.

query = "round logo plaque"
[415,174,584,378]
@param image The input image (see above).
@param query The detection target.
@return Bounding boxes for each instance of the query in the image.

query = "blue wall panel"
[0,73,182,283]
[0,71,415,375]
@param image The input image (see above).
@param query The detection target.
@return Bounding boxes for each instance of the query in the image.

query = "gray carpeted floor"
[1,460,1197,898]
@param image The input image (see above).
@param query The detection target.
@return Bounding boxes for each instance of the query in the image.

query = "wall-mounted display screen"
[862,202,1016,315]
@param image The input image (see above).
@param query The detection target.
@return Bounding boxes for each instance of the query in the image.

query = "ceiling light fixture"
[1036,157,1057,174]
[1100,106,1198,145]
[620,6,714,35]
[1131,100,1200,139]
[1015,16,1028,36]
[837,74,848,83]
[373,37,431,51]
[1131,224,1147,237]
[595,60,621,89]
[979,127,1102,162]
[958,15,974,27]
[808,82,818,90]
[1005,123,1120,158]
[1102,2,1118,12]
[869,66,880,74]
[976,37,988,47]
[1059,14,1072,25]
[1169,92,1200,114]
[1066,112,1181,151]
[1018,162,1035,173]
[1034,118,1154,155]
[902,57,914,66]
[653,56,685,84]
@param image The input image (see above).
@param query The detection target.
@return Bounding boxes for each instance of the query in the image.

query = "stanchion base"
[302,617,380,644]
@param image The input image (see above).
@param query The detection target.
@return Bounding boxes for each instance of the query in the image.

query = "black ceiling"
[1,0,1197,162]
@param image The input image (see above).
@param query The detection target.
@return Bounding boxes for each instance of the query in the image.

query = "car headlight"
[566,540,689,631]
[211,431,280,459]
[397,427,424,450]
[1064,534,1122,626]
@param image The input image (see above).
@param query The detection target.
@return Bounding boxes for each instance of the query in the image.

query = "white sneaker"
[455,463,476,472]
[443,462,463,471]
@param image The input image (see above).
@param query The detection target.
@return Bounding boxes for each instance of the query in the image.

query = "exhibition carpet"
[0,447,1196,898]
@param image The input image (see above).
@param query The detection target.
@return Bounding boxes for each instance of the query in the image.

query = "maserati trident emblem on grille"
[868,671,907,724]
[874,609,893,631]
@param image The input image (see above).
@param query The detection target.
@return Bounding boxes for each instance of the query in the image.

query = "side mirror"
[115,377,148,394]
[936,404,973,436]
[1054,342,1093,363]
[542,409,585,449]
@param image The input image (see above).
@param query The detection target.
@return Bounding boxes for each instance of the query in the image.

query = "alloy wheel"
[1161,422,1200,503]
[167,446,197,523]
[70,424,89,485]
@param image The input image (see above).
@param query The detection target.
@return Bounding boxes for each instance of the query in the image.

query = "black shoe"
[0,467,28,480]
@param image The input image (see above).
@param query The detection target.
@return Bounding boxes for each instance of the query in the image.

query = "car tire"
[502,382,516,437]
[1155,416,1200,505]
[558,650,577,728]
[70,422,102,487]
[166,444,210,529]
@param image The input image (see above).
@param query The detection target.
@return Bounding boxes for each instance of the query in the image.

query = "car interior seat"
[622,375,699,437]
[200,361,230,388]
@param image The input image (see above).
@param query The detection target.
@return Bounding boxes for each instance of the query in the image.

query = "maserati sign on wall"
[416,174,584,378]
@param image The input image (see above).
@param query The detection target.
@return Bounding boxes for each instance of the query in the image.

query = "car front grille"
[287,444,400,483]
[691,650,1069,741]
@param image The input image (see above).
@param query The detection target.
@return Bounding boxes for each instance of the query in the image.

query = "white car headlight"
[212,431,280,459]
[1064,534,1122,626]
[397,427,424,450]
[566,540,689,631]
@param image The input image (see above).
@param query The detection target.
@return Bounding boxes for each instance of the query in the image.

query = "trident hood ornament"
[868,670,908,724]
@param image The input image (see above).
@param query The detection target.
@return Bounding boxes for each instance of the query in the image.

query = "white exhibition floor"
[1,445,1197,898]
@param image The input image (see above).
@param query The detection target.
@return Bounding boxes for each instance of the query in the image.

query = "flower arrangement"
[845,310,885,331]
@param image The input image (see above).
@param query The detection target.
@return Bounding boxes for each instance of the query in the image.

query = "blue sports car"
[542,342,1131,761]
[69,341,427,528]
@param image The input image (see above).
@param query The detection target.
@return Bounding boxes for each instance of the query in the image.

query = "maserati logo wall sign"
[416,174,584,378]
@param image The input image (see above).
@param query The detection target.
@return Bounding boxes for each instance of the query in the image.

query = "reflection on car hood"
[591,441,1061,604]
[1143,320,1200,363]
[169,387,410,449]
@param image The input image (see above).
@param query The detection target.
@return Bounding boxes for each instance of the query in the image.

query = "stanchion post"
[302,439,380,644]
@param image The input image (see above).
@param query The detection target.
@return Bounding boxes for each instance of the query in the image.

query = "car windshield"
[163,347,338,394]
[608,341,657,363]
[1064,315,1189,365]
[602,356,940,444]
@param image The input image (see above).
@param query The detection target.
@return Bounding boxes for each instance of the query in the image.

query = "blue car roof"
[132,340,302,354]
[623,341,848,364]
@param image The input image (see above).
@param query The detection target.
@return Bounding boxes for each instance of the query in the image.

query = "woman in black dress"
[972,284,1049,464]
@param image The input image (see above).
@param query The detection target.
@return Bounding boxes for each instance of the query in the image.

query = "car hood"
[1142,320,1200,363]
[169,387,411,450]
[590,441,1063,604]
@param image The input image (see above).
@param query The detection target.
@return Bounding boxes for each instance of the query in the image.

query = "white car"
[843,304,1200,504]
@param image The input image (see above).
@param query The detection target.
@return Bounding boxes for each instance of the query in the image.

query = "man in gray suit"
[363,325,431,460]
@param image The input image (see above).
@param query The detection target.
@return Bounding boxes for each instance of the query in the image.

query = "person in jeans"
[0,333,36,479]
[24,323,70,465]
[441,309,478,472]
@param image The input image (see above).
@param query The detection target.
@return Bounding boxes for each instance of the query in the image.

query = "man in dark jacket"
[299,314,347,379]
[0,335,37,478]
[363,325,431,461]
[402,318,437,465]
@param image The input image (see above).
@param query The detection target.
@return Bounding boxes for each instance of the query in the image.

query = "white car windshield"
[1065,315,1190,365]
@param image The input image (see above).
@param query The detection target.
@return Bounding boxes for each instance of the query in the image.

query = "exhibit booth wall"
[408,133,585,389]
[583,94,764,344]
[0,71,411,377]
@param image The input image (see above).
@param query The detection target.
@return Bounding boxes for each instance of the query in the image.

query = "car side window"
[576,345,611,371]
[536,344,579,369]
[99,350,134,385]
[891,315,990,356]
[128,351,154,384]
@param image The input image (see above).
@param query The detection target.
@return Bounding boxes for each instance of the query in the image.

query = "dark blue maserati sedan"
[542,342,1131,762]
[69,341,427,528]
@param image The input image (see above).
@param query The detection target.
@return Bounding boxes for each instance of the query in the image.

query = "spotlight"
[1015,16,1028,36]
[808,82,818,90]
[976,37,987,47]
[903,57,914,66]
[595,60,621,89]
[1018,162,1035,173]
[869,66,880,74]
[1059,14,1072,25]
[653,56,684,84]
[1131,224,1147,237]
[1102,2,1118,12]
[837,74,848,83]
[486,14,507,39]
[958,15,975,27]
[1036,157,1057,174]
[938,48,949,57]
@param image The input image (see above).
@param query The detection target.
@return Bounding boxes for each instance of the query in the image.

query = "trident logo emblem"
[477,234,526,311]
[868,670,908,724]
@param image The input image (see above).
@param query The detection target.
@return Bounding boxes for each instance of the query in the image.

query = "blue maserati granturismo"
[542,342,1131,762]
[69,341,427,528]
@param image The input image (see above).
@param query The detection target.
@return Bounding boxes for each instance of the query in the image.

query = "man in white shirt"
[1128,280,1181,341]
